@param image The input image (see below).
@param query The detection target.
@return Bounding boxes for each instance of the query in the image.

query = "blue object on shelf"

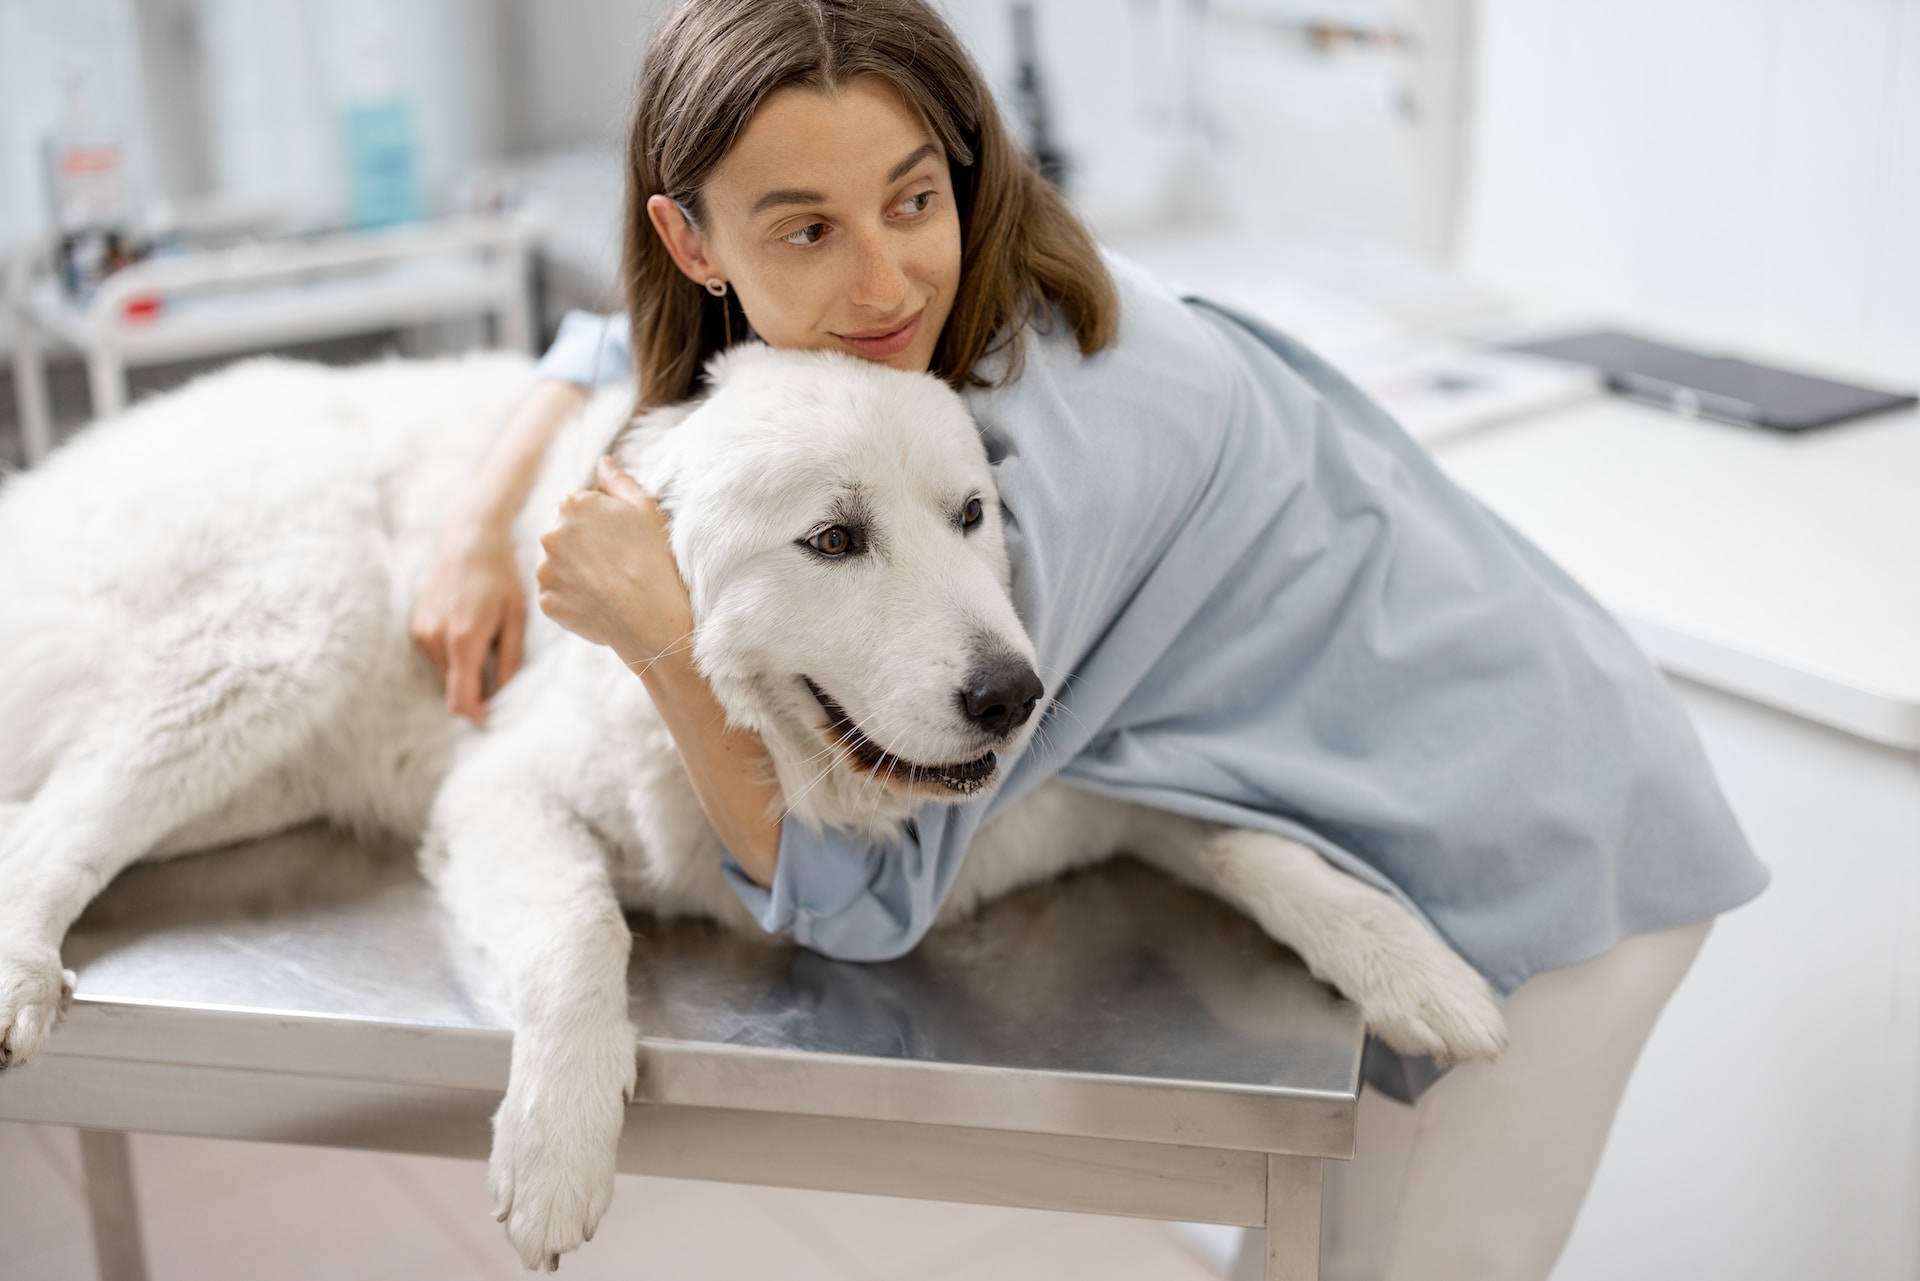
[344,101,421,228]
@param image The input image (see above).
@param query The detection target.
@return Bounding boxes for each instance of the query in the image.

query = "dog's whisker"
[623,627,701,681]
[789,732,850,769]
[1044,706,1076,744]
[1029,679,1090,729]
[862,757,890,829]
[778,722,866,820]
[778,762,840,822]
[779,771,847,826]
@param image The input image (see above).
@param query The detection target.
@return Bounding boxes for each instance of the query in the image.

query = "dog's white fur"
[0,347,1505,1270]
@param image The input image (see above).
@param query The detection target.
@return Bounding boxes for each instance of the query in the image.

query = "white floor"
[1,1121,1222,1280]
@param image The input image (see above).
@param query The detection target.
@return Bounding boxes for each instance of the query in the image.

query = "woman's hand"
[412,378,587,721]
[536,456,694,665]
[412,517,527,721]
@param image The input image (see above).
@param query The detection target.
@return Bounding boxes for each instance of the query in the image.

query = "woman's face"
[647,75,962,373]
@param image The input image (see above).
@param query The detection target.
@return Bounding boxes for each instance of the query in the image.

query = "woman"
[415,2,1766,1276]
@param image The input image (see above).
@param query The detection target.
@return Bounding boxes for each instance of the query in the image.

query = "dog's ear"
[699,341,776,390]
[630,402,702,502]
[578,400,695,497]
[611,401,696,454]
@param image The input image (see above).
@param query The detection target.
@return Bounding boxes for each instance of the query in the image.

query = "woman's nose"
[845,227,908,313]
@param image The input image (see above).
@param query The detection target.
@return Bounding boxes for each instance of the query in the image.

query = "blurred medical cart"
[6,211,538,467]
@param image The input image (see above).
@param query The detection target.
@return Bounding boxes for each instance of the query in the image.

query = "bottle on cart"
[42,71,133,302]
[342,21,422,228]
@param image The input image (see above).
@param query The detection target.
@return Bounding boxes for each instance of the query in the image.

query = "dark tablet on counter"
[1505,329,1916,432]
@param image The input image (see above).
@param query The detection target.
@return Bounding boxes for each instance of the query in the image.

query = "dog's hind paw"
[1353,937,1508,1066]
[0,946,75,1070]
[489,1028,637,1271]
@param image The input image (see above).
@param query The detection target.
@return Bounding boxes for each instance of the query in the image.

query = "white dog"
[0,346,1505,1269]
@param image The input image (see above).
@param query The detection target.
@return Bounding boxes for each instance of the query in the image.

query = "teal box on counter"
[344,100,421,228]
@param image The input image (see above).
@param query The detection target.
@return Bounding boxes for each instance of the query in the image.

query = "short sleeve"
[534,311,632,389]
[720,801,989,961]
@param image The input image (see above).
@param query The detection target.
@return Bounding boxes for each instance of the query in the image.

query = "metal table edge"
[41,994,1361,1158]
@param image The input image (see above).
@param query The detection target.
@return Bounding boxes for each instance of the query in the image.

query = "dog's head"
[616,346,1042,837]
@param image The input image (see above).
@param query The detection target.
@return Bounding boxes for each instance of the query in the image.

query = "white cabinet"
[1554,678,1920,1280]
[1434,396,1920,1280]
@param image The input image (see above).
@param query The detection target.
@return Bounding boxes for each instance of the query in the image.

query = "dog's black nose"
[960,660,1044,737]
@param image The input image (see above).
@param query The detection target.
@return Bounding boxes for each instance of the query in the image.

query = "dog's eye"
[961,497,983,528]
[809,526,854,556]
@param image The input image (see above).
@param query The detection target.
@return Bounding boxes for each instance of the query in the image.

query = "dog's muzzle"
[804,677,1002,795]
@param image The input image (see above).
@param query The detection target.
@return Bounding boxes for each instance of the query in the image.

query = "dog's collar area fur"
[802,677,998,796]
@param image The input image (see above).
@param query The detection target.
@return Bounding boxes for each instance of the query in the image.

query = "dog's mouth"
[802,677,999,795]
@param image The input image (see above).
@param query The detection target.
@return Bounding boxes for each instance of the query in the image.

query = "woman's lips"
[835,310,922,360]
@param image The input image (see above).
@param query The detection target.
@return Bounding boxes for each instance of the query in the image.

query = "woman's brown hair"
[622,0,1119,410]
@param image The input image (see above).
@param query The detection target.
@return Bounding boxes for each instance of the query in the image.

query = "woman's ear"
[646,194,725,289]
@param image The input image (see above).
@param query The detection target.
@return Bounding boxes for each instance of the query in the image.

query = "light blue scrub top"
[537,259,1767,1100]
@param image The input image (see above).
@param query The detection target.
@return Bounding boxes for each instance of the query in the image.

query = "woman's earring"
[705,278,734,350]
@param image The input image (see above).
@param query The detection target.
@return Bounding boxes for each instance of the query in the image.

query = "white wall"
[0,0,491,247]
[494,0,674,154]
[197,0,488,226]
[1,1,1475,294]
[944,0,1472,257]
[1462,0,1920,381]
[0,0,159,252]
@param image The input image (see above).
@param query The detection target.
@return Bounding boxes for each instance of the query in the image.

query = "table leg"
[10,314,53,465]
[79,1129,149,1281]
[1263,1154,1323,1281]
[1227,1228,1266,1281]
[495,243,533,354]
[86,348,127,421]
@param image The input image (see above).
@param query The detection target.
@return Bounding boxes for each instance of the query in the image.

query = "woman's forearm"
[461,379,589,528]
[631,649,784,887]
[535,455,782,886]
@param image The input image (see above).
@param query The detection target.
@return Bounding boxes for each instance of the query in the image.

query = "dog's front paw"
[489,1027,638,1271]
[1351,934,1507,1066]
[0,945,75,1070]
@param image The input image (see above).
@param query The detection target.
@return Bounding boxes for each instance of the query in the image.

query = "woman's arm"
[534,456,782,883]
[630,647,783,886]
[413,379,587,720]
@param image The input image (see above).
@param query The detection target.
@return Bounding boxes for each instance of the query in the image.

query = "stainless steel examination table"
[0,825,1363,1280]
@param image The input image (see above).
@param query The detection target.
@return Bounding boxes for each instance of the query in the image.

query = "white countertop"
[1432,395,1920,750]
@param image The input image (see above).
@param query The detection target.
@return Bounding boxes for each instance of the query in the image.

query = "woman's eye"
[962,497,983,527]
[781,222,828,246]
[898,190,934,216]
[810,526,853,555]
